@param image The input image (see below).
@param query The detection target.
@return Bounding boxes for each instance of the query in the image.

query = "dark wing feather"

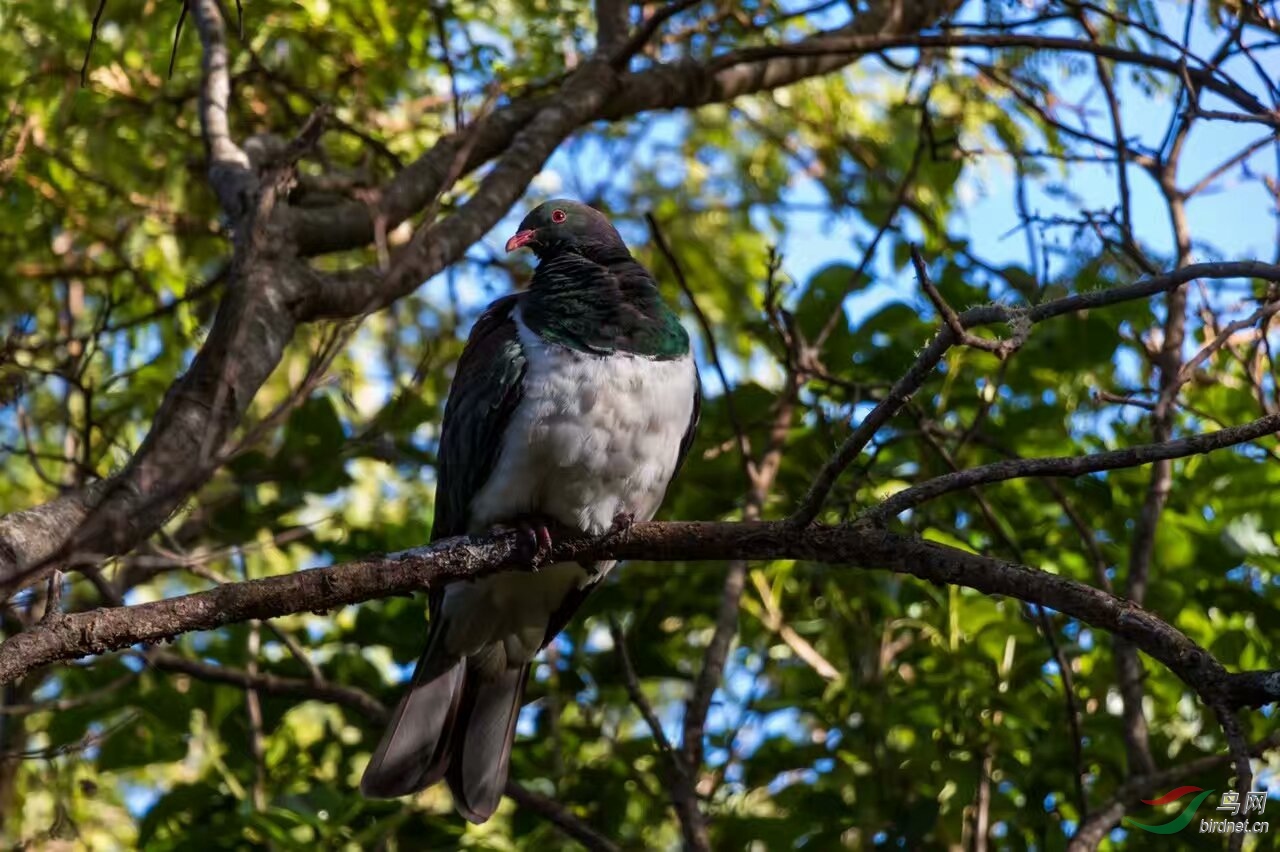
[426,293,526,654]
[425,300,530,818]
[362,296,527,801]
[431,293,527,541]
[673,367,702,479]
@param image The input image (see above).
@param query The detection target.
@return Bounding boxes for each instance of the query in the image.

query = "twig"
[430,4,462,132]
[1067,732,1280,851]
[80,0,110,87]
[913,247,1024,359]
[1094,389,1158,411]
[787,260,1280,527]
[244,619,268,811]
[813,107,928,350]
[646,212,751,475]
[863,411,1280,522]
[169,1,189,79]
[504,782,622,852]
[609,0,703,68]
[146,652,387,720]
[264,623,324,685]
[789,312,955,526]
[0,670,136,715]
[679,550,739,851]
[747,570,840,681]
[607,617,687,779]
[1171,299,1280,397]
[3,711,137,760]
[709,32,1268,116]
[38,570,62,626]
[1034,607,1089,818]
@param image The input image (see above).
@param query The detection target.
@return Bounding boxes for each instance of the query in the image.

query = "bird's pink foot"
[514,514,556,569]
[601,510,635,544]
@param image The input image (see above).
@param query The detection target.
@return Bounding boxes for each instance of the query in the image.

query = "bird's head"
[505,199,625,259]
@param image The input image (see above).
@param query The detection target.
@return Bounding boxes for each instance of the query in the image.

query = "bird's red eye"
[551,209,567,223]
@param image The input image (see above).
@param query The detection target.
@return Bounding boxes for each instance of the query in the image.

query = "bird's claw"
[602,511,635,543]
[515,515,556,570]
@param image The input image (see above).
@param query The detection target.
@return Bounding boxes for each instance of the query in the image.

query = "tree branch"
[788,260,1280,526]
[504,782,622,852]
[712,31,1271,117]
[190,0,254,217]
[594,0,630,56]
[298,59,623,320]
[285,10,970,259]
[16,3,1148,603]
[1066,732,1280,851]
[144,650,620,850]
[0,260,310,598]
[607,618,686,778]
[148,651,388,721]
[3,522,1275,718]
[864,411,1280,522]
[0,0,319,599]
[0,484,106,590]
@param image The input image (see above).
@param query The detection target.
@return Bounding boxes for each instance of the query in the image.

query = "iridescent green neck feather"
[513,200,690,360]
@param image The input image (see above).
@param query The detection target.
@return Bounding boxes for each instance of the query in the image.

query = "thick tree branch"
[714,32,1272,117]
[0,260,309,598]
[285,8,966,259]
[298,60,622,319]
[0,3,317,599]
[594,0,630,55]
[3,522,1276,717]
[0,484,106,588]
[285,15,1271,261]
[191,0,254,217]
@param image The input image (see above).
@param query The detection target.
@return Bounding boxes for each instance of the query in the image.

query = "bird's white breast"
[445,306,696,665]
[469,307,697,537]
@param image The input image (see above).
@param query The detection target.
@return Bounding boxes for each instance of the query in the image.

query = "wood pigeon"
[360,199,701,822]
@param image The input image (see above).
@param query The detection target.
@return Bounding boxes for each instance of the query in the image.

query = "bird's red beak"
[505,229,536,252]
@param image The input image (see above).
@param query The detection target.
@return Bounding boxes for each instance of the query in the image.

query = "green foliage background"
[1,0,1277,849]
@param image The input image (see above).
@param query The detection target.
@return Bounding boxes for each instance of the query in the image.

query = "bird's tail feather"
[360,638,465,798]
[360,635,529,824]
[447,662,529,823]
